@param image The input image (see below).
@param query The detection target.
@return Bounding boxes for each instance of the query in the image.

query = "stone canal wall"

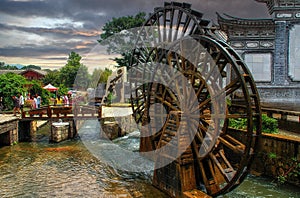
[0,116,19,146]
[100,106,137,140]
[229,128,300,186]
[100,115,138,140]
[259,86,300,111]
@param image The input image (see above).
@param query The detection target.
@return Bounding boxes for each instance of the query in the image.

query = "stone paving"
[101,106,132,118]
[0,114,19,123]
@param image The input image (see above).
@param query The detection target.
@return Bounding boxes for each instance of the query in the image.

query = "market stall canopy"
[43,83,58,91]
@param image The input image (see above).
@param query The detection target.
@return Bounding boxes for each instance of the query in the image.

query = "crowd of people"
[11,93,49,116]
[0,91,81,117]
[53,94,70,106]
[25,93,42,109]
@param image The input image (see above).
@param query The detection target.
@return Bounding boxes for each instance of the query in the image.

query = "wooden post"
[30,120,37,141]
[98,105,102,119]
[68,120,77,138]
[21,108,26,118]
[47,105,52,118]
[152,111,197,197]
[74,103,78,117]
[139,103,157,154]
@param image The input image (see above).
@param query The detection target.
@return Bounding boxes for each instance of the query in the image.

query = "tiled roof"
[19,69,48,76]
[0,69,48,76]
[217,13,274,27]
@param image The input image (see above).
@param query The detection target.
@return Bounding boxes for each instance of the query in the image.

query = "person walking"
[19,93,24,110]
[36,93,41,108]
[63,94,69,106]
[33,95,38,109]
[12,95,20,116]
[55,95,63,106]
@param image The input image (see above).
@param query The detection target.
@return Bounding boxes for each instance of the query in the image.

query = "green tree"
[42,68,53,73]
[90,68,102,88]
[0,63,18,70]
[57,84,68,97]
[59,51,87,88]
[75,65,90,90]
[98,12,147,67]
[43,70,60,86]
[0,73,27,109]
[29,80,51,105]
[99,12,146,41]
[89,68,112,88]
[100,68,112,83]
[23,65,41,70]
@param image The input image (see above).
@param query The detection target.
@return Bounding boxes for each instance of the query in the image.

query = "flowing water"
[0,121,299,198]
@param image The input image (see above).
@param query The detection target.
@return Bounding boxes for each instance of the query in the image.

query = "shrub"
[261,114,278,133]
[228,118,247,130]
[228,114,278,134]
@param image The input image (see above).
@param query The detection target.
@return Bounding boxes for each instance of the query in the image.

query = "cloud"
[0,0,270,67]
[0,0,270,25]
[0,0,270,30]
[0,39,97,57]
[0,22,101,39]
[0,0,66,19]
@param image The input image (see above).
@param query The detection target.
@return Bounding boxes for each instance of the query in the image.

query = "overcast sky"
[0,0,270,70]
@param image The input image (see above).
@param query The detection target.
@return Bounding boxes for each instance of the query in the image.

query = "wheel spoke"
[130,4,262,196]
[218,134,246,155]
[209,151,236,183]
[192,140,221,194]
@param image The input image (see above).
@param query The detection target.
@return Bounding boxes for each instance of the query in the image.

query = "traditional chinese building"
[0,69,47,80]
[218,0,300,108]
[19,69,47,80]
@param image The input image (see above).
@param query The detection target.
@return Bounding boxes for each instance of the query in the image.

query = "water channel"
[0,121,299,198]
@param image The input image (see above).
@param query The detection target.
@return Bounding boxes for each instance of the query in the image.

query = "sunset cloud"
[0,0,270,69]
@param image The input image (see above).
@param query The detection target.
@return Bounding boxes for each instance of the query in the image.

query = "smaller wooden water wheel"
[129,2,262,197]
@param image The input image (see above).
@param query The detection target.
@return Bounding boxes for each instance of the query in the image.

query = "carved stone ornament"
[276,13,292,18]
[260,41,274,48]
[231,42,244,48]
[246,42,259,48]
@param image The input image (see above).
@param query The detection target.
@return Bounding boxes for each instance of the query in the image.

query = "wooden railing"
[261,107,300,122]
[21,104,101,120]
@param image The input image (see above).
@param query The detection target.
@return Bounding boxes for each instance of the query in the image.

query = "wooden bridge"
[21,104,102,121]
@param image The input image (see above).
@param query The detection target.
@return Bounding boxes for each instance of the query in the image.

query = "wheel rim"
[128,2,262,196]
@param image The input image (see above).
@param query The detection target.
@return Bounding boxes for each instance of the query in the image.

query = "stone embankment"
[0,115,19,146]
[100,106,138,140]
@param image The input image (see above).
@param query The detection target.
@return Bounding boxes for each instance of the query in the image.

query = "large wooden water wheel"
[129,2,262,197]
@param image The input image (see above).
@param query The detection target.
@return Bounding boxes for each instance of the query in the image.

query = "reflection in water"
[0,123,299,197]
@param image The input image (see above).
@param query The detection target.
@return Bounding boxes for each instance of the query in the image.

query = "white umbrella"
[43,83,58,92]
